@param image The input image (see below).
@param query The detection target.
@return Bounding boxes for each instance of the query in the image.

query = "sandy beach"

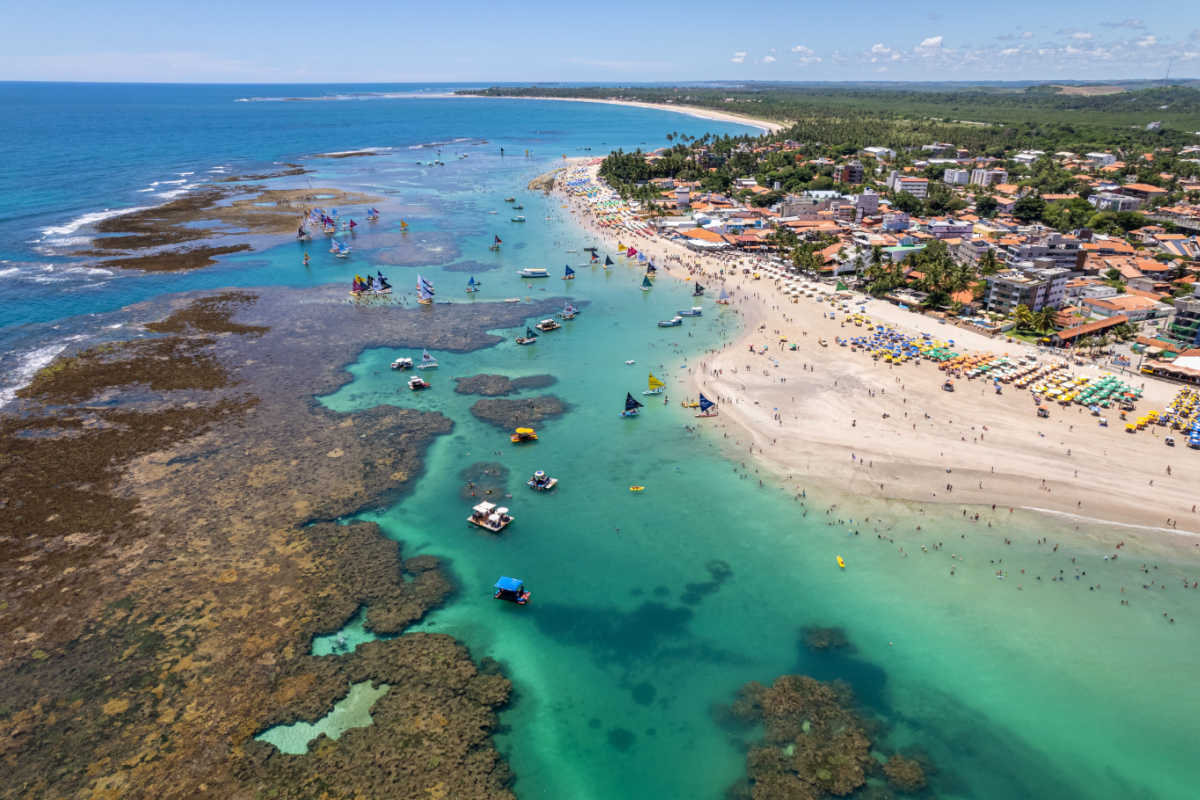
[556,162,1200,543]
[471,94,786,134]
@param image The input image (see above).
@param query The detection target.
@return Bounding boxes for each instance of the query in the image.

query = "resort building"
[984,265,1070,314]
[1169,295,1200,347]
[1091,192,1144,212]
[943,168,969,185]
[834,161,864,184]
[970,168,1008,187]
[891,175,929,199]
[1048,315,1130,347]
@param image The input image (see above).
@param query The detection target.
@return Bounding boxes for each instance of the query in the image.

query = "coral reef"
[0,288,563,798]
[453,373,557,396]
[801,626,853,653]
[882,755,927,794]
[469,395,569,430]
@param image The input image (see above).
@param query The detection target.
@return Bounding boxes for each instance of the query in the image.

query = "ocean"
[4,82,1199,799]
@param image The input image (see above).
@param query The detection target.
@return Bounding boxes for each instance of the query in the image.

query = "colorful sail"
[525,326,538,338]
[698,394,715,412]
[627,247,638,258]
[618,243,627,252]
[648,373,665,391]
[604,255,613,266]
[646,262,656,273]
[641,275,652,289]
[564,264,575,279]
[466,276,479,292]
[494,235,502,244]
[624,392,643,411]
[417,274,435,303]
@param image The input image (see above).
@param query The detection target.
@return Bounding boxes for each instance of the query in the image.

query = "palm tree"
[1013,304,1034,332]
[1032,307,1058,334]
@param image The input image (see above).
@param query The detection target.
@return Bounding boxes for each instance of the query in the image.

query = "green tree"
[975,196,999,218]
[1013,304,1035,331]
[1032,307,1058,333]
[1012,193,1046,222]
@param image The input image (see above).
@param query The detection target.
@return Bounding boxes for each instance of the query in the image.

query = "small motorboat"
[527,470,557,491]
[677,307,702,317]
[469,502,513,533]
[519,267,549,278]
[511,215,526,223]
[535,318,561,332]
[494,576,529,604]
[511,427,538,444]
[408,376,430,391]
[657,316,683,328]
[390,357,413,371]
[515,326,539,345]
[559,302,578,320]
[512,204,524,210]
[503,197,516,203]
[625,359,636,365]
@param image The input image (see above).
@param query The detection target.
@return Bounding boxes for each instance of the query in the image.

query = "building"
[943,168,969,185]
[1081,294,1172,322]
[1048,315,1130,347]
[1090,192,1143,212]
[984,264,1070,314]
[970,168,1008,187]
[674,186,691,210]
[1006,234,1084,271]
[881,212,910,232]
[854,190,880,217]
[833,161,864,184]
[890,174,928,199]
[1118,183,1169,203]
[928,220,974,240]
[1086,152,1117,167]
[1169,295,1200,347]
[1013,150,1046,165]
[863,146,896,160]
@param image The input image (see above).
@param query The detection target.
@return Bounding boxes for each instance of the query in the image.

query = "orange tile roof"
[680,227,726,243]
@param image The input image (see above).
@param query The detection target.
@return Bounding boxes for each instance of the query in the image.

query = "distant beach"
[466,94,786,134]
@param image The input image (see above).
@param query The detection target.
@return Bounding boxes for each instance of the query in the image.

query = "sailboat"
[489,235,502,252]
[695,393,719,418]
[417,349,439,369]
[559,302,578,320]
[417,274,435,305]
[400,220,410,231]
[563,264,575,280]
[366,207,380,221]
[333,241,351,259]
[640,275,653,292]
[643,373,665,396]
[603,255,613,269]
[466,276,480,294]
[645,262,656,275]
[693,283,705,297]
[620,392,644,418]
[717,288,731,305]
[515,326,538,345]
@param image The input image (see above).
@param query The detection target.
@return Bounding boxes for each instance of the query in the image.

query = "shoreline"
[464,94,785,134]
[554,161,1200,547]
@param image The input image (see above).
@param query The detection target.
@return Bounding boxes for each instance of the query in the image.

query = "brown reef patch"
[453,373,557,396]
[0,288,565,798]
[468,395,569,430]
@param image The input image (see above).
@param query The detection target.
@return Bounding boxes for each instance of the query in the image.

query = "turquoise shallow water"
[6,85,1200,797]
[319,186,1200,799]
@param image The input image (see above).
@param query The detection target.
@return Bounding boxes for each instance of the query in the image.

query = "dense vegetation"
[464,84,1200,147]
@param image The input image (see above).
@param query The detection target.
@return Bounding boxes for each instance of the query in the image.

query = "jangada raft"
[515,326,538,345]
[511,427,538,443]
[527,469,557,491]
[620,392,643,418]
[643,373,665,395]
[494,576,530,604]
[695,393,718,418]
[468,501,513,533]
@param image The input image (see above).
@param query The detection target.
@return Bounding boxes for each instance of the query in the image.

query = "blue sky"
[2,0,1198,83]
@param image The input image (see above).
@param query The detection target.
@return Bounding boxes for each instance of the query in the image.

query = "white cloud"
[790,44,822,64]
[1137,34,1157,47]
[919,35,943,48]
[870,43,891,55]
[1000,47,1021,56]
[1071,31,1093,40]
[1021,31,1034,39]
[1104,18,1145,29]
[1065,45,1082,55]
[762,55,776,63]
[730,51,747,63]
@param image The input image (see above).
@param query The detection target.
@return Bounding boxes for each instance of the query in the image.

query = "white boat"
[408,376,430,391]
[519,268,550,278]
[416,349,439,369]
[657,316,683,328]
[677,307,702,317]
[467,501,513,533]
[534,318,561,332]
[390,357,413,371]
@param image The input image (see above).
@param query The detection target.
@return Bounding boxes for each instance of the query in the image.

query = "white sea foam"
[178,171,195,176]
[320,147,393,156]
[40,206,151,238]
[1021,506,1200,537]
[150,179,187,186]
[0,342,71,407]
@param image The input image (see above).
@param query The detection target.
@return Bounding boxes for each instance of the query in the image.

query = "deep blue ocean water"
[3,83,1199,799]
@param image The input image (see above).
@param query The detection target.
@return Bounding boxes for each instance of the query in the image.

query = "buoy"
[630,486,645,493]
[837,556,846,569]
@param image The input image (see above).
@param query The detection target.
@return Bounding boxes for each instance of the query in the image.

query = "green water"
[255,681,390,755]
[315,189,1200,799]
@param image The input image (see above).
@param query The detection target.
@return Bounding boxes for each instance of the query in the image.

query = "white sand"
[557,163,1200,545]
